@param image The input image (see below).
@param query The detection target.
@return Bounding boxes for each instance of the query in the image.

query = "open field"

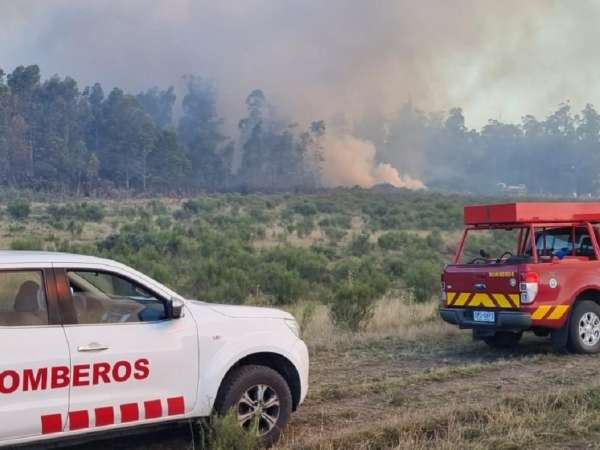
[62,299,600,450]
[4,190,598,449]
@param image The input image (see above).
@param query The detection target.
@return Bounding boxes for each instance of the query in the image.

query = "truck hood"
[186,300,294,320]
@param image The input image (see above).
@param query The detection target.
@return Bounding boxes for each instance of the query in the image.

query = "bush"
[330,282,378,331]
[7,198,31,220]
[200,412,260,450]
[404,260,440,303]
[46,202,104,222]
[378,231,410,251]
[258,263,304,305]
[348,232,372,256]
[10,237,44,250]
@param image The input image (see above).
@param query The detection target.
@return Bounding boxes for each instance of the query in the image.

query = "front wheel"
[483,331,522,349]
[214,365,292,446]
[569,301,600,354]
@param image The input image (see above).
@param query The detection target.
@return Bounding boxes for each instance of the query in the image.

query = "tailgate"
[443,265,521,309]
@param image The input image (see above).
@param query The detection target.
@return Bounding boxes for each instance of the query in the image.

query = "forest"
[0,65,324,194]
[2,64,600,196]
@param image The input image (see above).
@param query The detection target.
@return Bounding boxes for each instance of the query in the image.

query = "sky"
[1,0,599,187]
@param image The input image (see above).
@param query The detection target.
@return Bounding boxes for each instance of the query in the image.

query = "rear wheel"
[568,301,600,354]
[483,331,522,349]
[214,365,292,446]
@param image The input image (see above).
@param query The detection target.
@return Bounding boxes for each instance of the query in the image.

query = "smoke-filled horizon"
[2,0,600,189]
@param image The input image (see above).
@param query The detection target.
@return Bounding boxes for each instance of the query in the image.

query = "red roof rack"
[464,202,600,225]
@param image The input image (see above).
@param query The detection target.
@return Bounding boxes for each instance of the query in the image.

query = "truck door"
[0,268,70,442]
[55,267,199,433]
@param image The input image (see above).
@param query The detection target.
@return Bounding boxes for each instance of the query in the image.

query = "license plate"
[473,310,495,323]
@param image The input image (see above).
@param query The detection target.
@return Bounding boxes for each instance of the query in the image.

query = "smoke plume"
[3,0,597,188]
[321,134,424,189]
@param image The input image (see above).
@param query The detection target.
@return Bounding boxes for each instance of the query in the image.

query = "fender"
[192,330,302,417]
[568,284,600,305]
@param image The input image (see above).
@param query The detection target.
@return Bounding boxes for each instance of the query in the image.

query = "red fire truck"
[440,202,600,352]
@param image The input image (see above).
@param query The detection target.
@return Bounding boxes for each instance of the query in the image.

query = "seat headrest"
[14,281,41,313]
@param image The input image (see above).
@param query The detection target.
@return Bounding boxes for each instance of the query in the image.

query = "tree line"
[0,65,325,194]
[375,102,600,196]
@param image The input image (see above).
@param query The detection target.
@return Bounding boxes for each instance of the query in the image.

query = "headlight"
[284,318,301,338]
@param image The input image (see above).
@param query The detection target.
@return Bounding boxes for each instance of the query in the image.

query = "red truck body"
[440,202,600,351]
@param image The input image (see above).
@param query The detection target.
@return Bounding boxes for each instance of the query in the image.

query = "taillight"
[441,274,446,302]
[520,271,539,304]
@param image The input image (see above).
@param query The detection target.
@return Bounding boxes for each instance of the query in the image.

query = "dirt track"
[60,332,600,450]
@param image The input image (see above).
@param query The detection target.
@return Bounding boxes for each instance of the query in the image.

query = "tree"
[178,76,232,191]
[137,87,176,128]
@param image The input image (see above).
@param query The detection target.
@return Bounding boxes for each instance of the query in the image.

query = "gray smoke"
[2,0,597,187]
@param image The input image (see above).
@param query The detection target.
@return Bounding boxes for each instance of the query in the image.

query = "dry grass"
[287,297,461,353]
[286,384,600,450]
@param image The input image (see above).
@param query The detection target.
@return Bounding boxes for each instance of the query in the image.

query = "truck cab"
[0,251,309,448]
[440,202,600,353]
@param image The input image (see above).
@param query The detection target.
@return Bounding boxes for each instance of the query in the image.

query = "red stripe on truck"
[167,396,185,416]
[144,399,162,419]
[120,403,139,422]
[41,396,184,434]
[41,414,62,434]
[69,410,89,430]
[95,406,115,426]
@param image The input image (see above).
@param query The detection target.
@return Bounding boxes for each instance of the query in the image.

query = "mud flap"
[550,315,570,353]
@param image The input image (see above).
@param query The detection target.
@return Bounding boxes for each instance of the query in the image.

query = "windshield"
[458,226,597,265]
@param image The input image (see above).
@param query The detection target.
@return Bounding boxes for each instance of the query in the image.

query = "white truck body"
[0,251,309,447]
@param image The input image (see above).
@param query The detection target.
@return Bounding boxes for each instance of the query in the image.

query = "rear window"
[0,271,48,326]
[460,228,524,264]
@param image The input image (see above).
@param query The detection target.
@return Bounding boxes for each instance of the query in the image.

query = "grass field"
[3,190,597,449]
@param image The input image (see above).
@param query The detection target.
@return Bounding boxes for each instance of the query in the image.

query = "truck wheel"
[214,364,292,446]
[483,331,522,349]
[568,301,600,354]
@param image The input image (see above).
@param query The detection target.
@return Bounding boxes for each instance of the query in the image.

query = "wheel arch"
[571,287,600,305]
[215,352,302,412]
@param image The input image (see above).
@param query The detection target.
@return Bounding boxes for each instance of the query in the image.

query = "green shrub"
[7,198,31,220]
[330,282,378,331]
[201,412,260,450]
[10,237,44,250]
[46,202,104,222]
[404,260,440,303]
[348,232,372,256]
[378,231,410,251]
[258,263,304,305]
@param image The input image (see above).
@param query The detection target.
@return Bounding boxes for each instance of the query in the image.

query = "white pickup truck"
[0,251,309,448]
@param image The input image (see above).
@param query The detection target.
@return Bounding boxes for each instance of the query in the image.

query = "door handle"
[77,342,110,352]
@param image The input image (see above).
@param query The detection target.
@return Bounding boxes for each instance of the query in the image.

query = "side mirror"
[166,297,184,319]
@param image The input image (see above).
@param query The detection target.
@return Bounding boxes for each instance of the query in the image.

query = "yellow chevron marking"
[532,305,552,320]
[508,294,521,307]
[492,294,512,309]
[548,305,570,320]
[469,293,495,308]
[446,292,457,305]
[454,292,471,306]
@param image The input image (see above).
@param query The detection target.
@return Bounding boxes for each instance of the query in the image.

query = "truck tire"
[483,331,522,349]
[568,300,600,354]
[214,364,292,447]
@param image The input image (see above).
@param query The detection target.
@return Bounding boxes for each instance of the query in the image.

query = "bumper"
[294,339,310,407]
[439,307,531,331]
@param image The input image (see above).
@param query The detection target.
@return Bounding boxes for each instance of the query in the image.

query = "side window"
[575,227,595,258]
[535,227,596,259]
[67,270,167,324]
[0,271,48,326]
